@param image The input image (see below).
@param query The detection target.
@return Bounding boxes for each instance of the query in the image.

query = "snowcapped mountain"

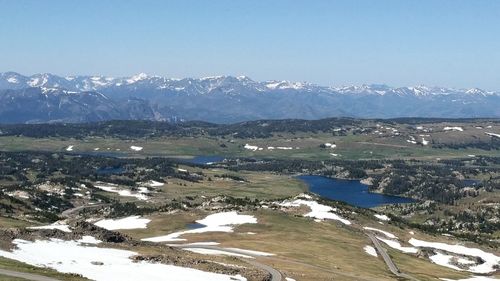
[0,71,499,124]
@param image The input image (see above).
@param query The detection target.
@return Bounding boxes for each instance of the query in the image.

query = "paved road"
[366,232,420,281]
[242,258,282,281]
[0,269,61,281]
[173,245,283,281]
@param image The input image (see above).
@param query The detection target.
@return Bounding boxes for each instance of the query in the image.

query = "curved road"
[173,245,283,281]
[366,232,420,281]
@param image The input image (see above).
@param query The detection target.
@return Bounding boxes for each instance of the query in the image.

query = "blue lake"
[96,166,125,175]
[298,175,416,208]
[183,156,226,165]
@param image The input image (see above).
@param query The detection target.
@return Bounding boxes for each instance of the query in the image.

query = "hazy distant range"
[0,71,499,124]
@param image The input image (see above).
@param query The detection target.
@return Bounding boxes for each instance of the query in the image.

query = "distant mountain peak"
[126,73,149,84]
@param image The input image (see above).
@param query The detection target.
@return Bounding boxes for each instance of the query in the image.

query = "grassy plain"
[1,121,500,162]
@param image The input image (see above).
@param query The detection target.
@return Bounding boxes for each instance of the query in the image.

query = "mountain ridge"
[0,71,499,124]
[2,71,498,95]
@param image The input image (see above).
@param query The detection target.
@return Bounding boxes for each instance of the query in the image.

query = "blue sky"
[1,0,499,89]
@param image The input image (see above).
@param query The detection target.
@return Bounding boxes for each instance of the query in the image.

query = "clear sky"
[1,0,499,89]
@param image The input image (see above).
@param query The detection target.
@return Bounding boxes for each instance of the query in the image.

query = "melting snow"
[94,216,151,230]
[280,199,351,225]
[244,144,259,151]
[147,180,164,187]
[78,236,102,244]
[324,143,337,149]
[408,238,500,273]
[364,245,378,257]
[0,238,246,281]
[363,227,397,239]
[184,248,251,259]
[441,276,499,281]
[377,237,418,253]
[485,132,500,138]
[142,212,257,242]
[444,127,464,132]
[28,222,71,233]
[95,184,148,200]
[430,252,462,271]
[374,214,390,221]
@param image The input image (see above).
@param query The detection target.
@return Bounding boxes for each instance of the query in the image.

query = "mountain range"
[0,71,499,124]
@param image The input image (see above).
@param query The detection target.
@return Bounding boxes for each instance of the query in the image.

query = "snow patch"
[0,238,246,281]
[184,248,252,259]
[244,144,259,151]
[408,238,500,273]
[377,237,418,253]
[280,199,351,225]
[324,143,337,149]
[374,214,390,221]
[441,276,499,281]
[147,180,164,187]
[143,212,257,242]
[78,236,102,244]
[430,252,462,271]
[363,227,397,239]
[444,127,464,132]
[94,216,151,230]
[29,222,71,233]
[364,245,378,257]
[95,184,148,200]
[485,132,500,138]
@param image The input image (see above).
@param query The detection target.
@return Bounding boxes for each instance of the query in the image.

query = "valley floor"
[0,119,499,280]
